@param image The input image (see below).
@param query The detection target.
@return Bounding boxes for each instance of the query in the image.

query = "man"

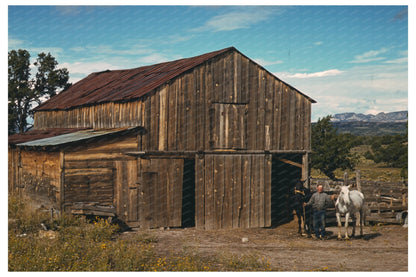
[304,184,335,239]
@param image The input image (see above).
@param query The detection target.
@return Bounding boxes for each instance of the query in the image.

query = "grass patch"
[8,195,272,271]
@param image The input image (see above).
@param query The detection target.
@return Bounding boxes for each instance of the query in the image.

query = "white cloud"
[8,37,24,49]
[314,41,323,46]
[384,57,408,64]
[349,48,388,63]
[136,53,171,65]
[190,8,278,32]
[276,63,407,121]
[277,69,344,79]
[254,58,283,66]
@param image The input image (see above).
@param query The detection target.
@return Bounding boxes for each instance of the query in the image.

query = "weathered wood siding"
[34,101,145,129]
[8,148,61,209]
[137,158,184,228]
[195,154,272,229]
[61,134,138,214]
[33,50,312,153]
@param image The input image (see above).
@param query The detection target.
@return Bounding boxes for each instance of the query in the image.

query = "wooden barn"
[8,47,316,229]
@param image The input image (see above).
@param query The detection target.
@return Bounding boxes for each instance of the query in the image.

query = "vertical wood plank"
[127,160,138,222]
[213,58,223,103]
[265,77,274,149]
[257,71,266,150]
[223,155,233,228]
[172,159,184,227]
[264,155,272,227]
[250,156,259,228]
[232,155,242,228]
[304,101,312,151]
[248,62,258,150]
[151,92,160,150]
[240,155,251,228]
[178,78,185,150]
[281,84,290,150]
[159,88,168,151]
[190,71,197,150]
[196,65,205,151]
[234,51,242,103]
[205,62,214,149]
[204,155,214,230]
[241,56,250,104]
[224,52,234,102]
[289,89,296,150]
[195,156,205,229]
[157,159,167,227]
[213,155,224,229]
[168,82,177,150]
[258,155,265,227]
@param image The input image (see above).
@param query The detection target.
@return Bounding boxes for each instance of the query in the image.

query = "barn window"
[209,103,247,149]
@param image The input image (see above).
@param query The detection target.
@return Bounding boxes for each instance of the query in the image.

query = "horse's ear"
[348,185,352,190]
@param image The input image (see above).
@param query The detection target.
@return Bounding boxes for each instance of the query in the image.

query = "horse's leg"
[351,213,356,237]
[296,210,302,234]
[344,212,350,240]
[359,209,364,237]
[336,212,342,240]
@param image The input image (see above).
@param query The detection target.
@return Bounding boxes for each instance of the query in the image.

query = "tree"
[311,115,358,180]
[8,49,70,134]
[364,134,408,168]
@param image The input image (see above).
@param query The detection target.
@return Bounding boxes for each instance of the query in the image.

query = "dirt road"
[125,220,408,271]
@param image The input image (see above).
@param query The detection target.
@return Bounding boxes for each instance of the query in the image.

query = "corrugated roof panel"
[8,128,89,145]
[16,127,138,147]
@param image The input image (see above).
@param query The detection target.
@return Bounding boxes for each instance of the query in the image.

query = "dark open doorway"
[271,154,302,227]
[181,159,195,228]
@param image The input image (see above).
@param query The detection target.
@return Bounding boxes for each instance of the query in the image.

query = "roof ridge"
[92,46,236,75]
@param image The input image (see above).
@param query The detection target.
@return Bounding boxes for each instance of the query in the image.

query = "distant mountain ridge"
[331,111,408,123]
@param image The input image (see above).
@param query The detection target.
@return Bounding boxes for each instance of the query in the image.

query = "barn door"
[271,154,302,226]
[114,160,140,226]
[139,158,184,229]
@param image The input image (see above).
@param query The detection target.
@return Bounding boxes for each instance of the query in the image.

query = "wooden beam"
[278,158,302,168]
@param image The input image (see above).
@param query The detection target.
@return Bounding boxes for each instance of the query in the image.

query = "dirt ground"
[123,220,408,271]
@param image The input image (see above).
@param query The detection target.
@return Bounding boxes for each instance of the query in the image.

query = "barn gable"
[10,47,316,230]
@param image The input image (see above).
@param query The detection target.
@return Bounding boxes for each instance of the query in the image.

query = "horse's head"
[338,185,351,205]
[294,180,303,191]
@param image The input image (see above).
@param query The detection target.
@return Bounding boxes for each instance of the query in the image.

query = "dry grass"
[8,195,272,271]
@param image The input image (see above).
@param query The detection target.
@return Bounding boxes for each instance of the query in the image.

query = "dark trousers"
[313,210,326,238]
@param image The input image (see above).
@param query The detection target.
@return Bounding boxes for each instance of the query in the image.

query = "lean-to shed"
[9,47,316,229]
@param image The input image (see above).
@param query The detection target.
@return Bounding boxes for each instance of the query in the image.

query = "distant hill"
[313,111,408,136]
[332,121,407,136]
[331,111,408,123]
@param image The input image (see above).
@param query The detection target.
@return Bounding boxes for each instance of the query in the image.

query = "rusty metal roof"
[13,127,141,148]
[34,46,315,112]
[35,47,235,111]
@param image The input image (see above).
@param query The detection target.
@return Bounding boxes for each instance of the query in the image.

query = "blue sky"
[8,4,409,121]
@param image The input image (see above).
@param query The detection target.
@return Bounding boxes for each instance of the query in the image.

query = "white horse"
[335,185,366,240]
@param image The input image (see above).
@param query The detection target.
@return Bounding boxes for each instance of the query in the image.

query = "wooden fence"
[309,171,408,225]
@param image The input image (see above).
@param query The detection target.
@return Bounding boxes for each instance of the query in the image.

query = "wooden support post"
[302,152,309,189]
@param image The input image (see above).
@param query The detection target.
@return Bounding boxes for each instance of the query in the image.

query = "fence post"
[344,171,348,186]
[356,170,361,192]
